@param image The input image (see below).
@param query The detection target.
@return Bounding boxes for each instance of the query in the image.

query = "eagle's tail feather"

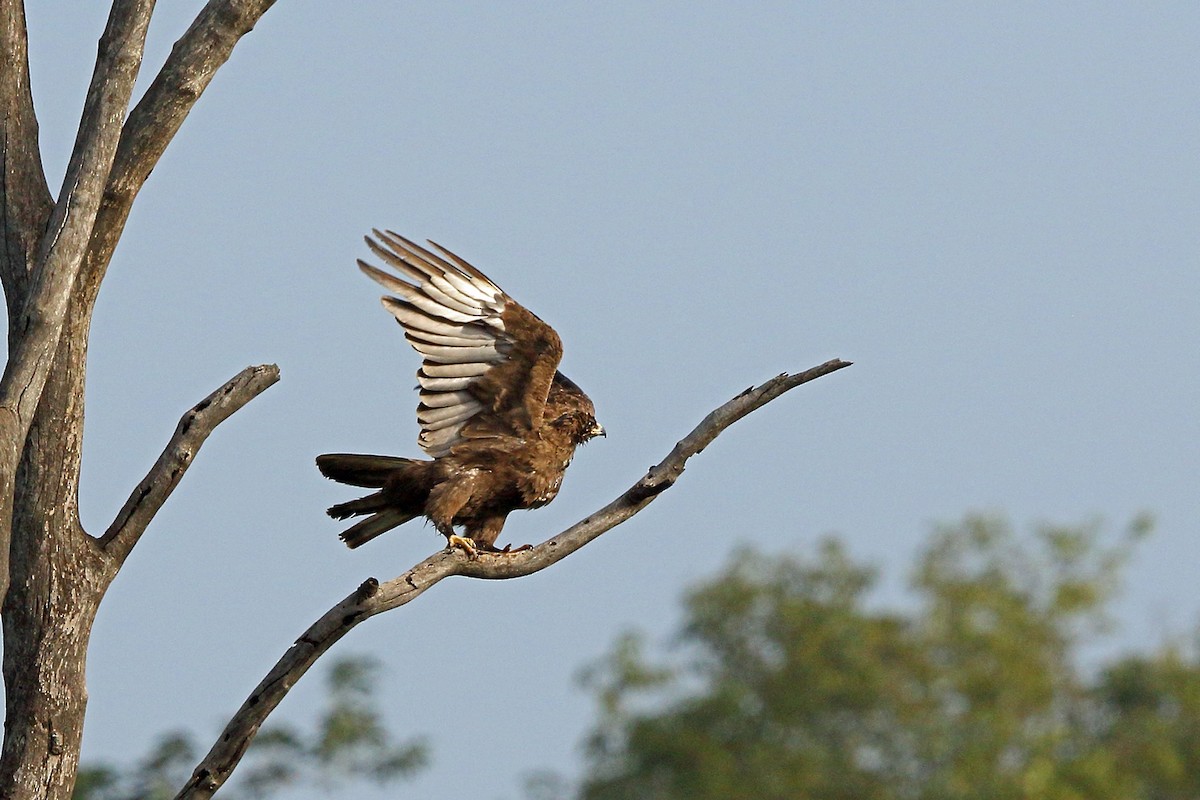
[340,509,419,549]
[318,453,434,547]
[316,453,413,488]
[326,491,389,520]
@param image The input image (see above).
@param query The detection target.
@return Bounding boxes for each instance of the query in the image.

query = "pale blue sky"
[20,3,1200,799]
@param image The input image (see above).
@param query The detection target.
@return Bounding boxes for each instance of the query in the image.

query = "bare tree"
[0,4,848,800]
[0,3,278,798]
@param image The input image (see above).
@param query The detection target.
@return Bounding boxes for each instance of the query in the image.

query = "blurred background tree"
[73,655,426,800]
[560,514,1199,800]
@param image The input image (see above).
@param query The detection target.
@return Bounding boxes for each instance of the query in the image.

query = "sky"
[16,3,1200,799]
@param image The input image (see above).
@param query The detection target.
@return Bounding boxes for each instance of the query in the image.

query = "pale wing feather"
[368,234,501,309]
[405,329,494,346]
[374,231,500,307]
[418,427,460,452]
[418,390,475,408]
[384,281,479,324]
[410,342,500,364]
[421,362,492,378]
[418,401,484,426]
[417,374,475,391]
[361,257,485,316]
[382,236,499,306]
[380,298,472,337]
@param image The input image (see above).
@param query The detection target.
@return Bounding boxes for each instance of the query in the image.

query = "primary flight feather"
[317,231,604,554]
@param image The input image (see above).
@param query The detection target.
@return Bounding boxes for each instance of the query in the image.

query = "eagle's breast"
[524,453,573,506]
[533,473,564,504]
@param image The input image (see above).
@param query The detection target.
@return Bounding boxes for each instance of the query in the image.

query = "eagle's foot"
[496,542,533,554]
[447,534,479,559]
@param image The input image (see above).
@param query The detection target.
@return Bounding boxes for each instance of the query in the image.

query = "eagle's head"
[550,409,605,446]
[547,372,604,445]
[579,414,606,443]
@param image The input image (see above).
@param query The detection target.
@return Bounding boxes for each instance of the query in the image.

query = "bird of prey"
[317,231,604,555]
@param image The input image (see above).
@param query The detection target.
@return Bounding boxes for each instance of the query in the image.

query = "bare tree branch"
[0,0,153,421]
[100,363,280,565]
[78,0,279,305]
[0,0,53,307]
[0,0,154,610]
[175,358,852,799]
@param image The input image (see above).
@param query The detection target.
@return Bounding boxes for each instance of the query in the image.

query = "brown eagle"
[316,231,604,555]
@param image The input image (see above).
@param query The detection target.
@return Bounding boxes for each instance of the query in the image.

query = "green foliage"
[74,655,426,800]
[1094,644,1200,797]
[237,654,427,795]
[75,732,197,800]
[572,514,1195,800]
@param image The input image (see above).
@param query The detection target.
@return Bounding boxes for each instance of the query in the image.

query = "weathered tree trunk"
[0,2,278,797]
[0,299,111,800]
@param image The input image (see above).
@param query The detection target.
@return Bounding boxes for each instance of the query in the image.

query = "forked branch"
[0,0,153,426]
[175,358,852,799]
[80,0,279,302]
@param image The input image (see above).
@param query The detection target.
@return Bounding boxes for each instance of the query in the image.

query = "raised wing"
[358,230,563,457]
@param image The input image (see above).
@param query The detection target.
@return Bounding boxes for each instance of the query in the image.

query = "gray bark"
[0,2,278,798]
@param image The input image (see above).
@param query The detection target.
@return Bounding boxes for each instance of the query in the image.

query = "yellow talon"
[448,534,478,558]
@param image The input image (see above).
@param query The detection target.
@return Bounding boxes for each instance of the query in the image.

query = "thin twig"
[100,364,280,566]
[174,358,851,799]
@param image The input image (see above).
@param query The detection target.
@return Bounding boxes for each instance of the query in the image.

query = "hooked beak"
[591,423,606,439]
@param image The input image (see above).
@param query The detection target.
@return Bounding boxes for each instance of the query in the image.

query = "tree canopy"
[566,514,1199,800]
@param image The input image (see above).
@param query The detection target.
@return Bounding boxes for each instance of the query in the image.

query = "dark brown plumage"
[317,231,603,553]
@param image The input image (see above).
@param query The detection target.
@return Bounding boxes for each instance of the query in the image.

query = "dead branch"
[79,0,279,303]
[0,0,153,613]
[100,364,280,566]
[0,0,152,428]
[174,358,852,799]
[0,0,53,304]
